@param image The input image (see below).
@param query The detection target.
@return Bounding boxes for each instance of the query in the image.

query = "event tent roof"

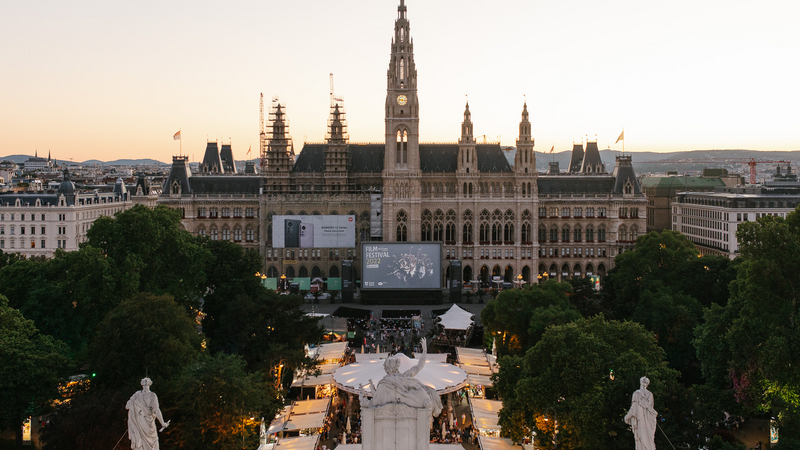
[270,435,320,450]
[436,304,475,330]
[333,353,467,395]
[478,436,521,450]
[306,341,348,362]
[267,398,331,434]
[354,353,449,363]
[469,398,504,431]
[291,363,340,387]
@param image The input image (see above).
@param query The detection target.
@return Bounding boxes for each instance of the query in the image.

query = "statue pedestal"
[361,402,432,450]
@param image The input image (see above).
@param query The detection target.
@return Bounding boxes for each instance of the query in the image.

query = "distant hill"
[80,159,168,166]
[0,154,37,163]
[0,155,168,166]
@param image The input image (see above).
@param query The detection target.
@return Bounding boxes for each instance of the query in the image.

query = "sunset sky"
[1,0,798,163]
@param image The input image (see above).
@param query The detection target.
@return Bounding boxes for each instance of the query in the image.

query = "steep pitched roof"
[190,176,261,195]
[537,176,615,195]
[219,144,237,174]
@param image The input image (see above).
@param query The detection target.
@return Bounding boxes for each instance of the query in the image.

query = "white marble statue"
[359,338,443,417]
[624,376,657,450]
[127,378,170,450]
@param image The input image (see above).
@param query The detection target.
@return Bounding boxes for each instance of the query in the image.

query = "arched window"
[210,227,218,241]
[396,129,408,166]
[299,266,308,277]
[396,210,408,241]
[285,266,296,278]
[538,226,546,241]
[562,226,570,242]
[329,265,340,277]
[550,227,558,242]
[630,226,639,241]
[573,227,582,242]
[234,227,242,242]
[462,210,473,242]
[445,210,456,242]
[433,209,444,241]
[479,210,490,242]
[618,226,628,242]
[222,228,230,241]
[421,210,432,241]
[598,226,606,241]
[585,226,594,241]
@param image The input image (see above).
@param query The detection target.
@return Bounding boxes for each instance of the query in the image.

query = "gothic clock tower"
[383,0,421,241]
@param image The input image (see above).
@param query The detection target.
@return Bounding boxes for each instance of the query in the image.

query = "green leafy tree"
[0,296,71,450]
[495,315,694,449]
[40,390,130,450]
[85,204,212,308]
[603,230,700,320]
[0,247,138,357]
[164,353,278,449]
[481,280,580,355]
[632,287,703,384]
[695,207,800,436]
[201,240,324,376]
[89,293,201,391]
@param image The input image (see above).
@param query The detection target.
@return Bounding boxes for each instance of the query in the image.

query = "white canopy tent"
[478,436,522,450]
[333,353,468,395]
[456,347,499,388]
[289,398,330,415]
[469,398,504,432]
[436,304,475,330]
[306,341,348,362]
[354,353,449,363]
[291,363,340,388]
[267,398,332,434]
[269,435,320,450]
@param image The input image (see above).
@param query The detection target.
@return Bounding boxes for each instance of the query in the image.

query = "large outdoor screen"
[362,243,442,290]
[272,215,356,248]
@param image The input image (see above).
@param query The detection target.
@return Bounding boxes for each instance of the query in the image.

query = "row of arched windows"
[198,224,255,242]
[266,265,340,279]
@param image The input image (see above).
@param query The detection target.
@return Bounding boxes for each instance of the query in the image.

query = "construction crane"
[329,73,343,107]
[636,158,791,184]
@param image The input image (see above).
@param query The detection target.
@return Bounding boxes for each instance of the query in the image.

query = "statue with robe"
[359,338,443,417]
[127,378,170,450]
[624,376,657,450]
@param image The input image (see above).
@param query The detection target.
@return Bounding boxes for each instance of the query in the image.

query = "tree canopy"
[495,315,693,449]
[481,280,581,355]
[0,295,71,449]
[694,207,800,436]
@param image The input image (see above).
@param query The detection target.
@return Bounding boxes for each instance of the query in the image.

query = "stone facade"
[158,0,647,286]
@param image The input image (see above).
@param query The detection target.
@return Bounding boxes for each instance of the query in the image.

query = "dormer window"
[624,181,633,194]
[171,181,180,195]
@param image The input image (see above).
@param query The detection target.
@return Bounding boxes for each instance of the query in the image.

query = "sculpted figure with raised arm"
[360,338,442,417]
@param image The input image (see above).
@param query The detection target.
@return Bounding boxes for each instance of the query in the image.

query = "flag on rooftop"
[615,131,624,143]
[550,144,554,154]
[173,130,181,140]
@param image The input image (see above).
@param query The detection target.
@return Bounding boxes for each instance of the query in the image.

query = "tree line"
[0,205,324,449]
[483,206,800,449]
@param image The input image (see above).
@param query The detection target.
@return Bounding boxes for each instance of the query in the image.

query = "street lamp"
[543,408,558,450]
[537,273,543,284]
[517,273,523,289]
[280,274,287,292]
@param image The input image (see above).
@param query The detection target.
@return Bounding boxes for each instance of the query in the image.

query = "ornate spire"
[460,101,474,143]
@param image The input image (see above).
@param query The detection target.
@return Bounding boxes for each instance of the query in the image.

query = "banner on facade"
[370,194,383,238]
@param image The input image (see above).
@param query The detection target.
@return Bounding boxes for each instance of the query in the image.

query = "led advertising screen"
[362,243,442,290]
[272,215,356,248]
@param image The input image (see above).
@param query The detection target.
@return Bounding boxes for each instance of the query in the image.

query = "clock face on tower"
[396,94,407,106]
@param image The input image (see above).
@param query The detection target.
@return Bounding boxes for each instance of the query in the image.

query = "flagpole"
[622,128,624,156]
[180,128,182,156]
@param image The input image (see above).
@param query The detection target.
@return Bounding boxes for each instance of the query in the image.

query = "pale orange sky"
[1,0,798,163]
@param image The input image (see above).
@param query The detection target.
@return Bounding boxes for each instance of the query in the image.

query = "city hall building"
[159,0,646,287]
